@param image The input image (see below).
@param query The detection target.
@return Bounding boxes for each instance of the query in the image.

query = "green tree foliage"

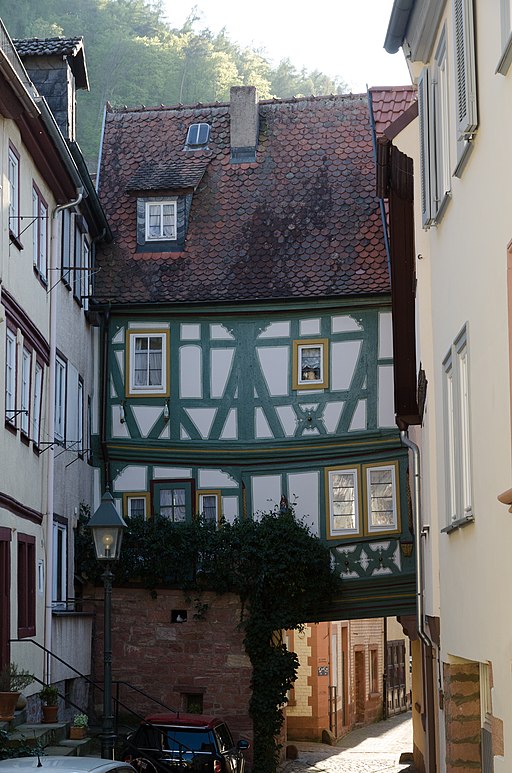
[1,0,347,163]
[76,506,341,773]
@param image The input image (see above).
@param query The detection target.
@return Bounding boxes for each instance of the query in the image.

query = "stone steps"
[1,712,96,759]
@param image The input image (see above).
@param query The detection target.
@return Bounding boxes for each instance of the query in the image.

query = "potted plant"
[39,684,59,723]
[0,663,34,721]
[69,712,88,740]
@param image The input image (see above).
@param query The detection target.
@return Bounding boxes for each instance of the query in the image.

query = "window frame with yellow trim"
[197,490,222,526]
[326,460,400,540]
[123,492,150,519]
[292,338,329,390]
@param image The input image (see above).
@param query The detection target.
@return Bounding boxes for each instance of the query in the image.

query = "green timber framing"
[92,294,416,621]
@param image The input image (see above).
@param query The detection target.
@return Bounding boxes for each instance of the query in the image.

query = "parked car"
[0,758,136,772]
[121,714,250,772]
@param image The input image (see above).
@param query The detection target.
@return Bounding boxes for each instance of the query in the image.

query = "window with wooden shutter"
[433,30,451,220]
[453,0,478,155]
[417,68,432,228]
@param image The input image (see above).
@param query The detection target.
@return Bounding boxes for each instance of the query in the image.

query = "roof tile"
[96,92,410,306]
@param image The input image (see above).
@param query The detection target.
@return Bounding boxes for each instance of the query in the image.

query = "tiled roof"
[127,158,210,191]
[14,37,84,57]
[95,91,410,306]
[14,37,88,89]
[369,86,417,137]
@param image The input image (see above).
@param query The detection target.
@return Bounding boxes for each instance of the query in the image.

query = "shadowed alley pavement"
[280,712,415,772]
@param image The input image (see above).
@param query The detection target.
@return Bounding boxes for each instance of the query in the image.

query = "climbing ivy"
[75,506,341,772]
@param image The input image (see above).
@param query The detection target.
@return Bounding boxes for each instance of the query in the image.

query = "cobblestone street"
[280,712,415,773]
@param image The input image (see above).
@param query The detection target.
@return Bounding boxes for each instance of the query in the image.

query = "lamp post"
[88,489,127,760]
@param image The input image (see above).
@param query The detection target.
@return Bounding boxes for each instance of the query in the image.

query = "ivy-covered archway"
[77,507,341,772]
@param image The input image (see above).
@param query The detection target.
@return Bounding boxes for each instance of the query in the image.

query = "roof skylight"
[185,123,210,149]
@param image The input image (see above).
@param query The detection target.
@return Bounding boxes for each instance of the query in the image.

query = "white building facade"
[385,1,512,771]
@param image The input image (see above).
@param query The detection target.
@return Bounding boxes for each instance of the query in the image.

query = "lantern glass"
[89,490,127,562]
[92,526,124,561]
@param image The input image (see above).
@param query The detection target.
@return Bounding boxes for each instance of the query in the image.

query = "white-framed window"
[20,347,31,436]
[198,491,221,525]
[418,29,451,228]
[326,467,361,538]
[61,209,73,286]
[5,327,17,426]
[365,463,399,534]
[52,522,67,607]
[443,325,473,526]
[74,222,83,302]
[293,339,329,390]
[145,199,177,241]
[127,329,169,397]
[123,493,150,519]
[82,238,90,311]
[498,0,512,73]
[32,185,48,281]
[77,378,84,455]
[55,355,66,442]
[33,361,43,447]
[8,145,20,238]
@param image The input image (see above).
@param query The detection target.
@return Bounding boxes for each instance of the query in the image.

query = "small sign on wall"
[317,666,329,677]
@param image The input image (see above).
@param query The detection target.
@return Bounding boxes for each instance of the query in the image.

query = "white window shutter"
[453,0,478,140]
[418,68,432,227]
[66,363,79,449]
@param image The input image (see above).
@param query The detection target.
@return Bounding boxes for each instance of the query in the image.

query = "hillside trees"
[1,0,347,162]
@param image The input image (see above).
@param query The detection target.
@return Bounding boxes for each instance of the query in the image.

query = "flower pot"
[42,704,59,723]
[69,726,87,739]
[0,691,21,721]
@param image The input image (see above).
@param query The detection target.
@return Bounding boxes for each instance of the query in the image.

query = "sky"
[161,0,410,93]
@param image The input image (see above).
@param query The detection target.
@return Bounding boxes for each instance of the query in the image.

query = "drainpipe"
[44,189,83,683]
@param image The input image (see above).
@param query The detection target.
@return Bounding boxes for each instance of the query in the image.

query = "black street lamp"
[88,489,127,759]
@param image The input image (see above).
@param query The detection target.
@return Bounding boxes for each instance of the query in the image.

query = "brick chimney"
[230,86,259,163]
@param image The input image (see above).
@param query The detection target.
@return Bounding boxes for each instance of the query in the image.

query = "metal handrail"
[10,638,180,733]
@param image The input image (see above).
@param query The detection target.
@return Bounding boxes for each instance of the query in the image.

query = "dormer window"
[145,199,177,241]
[185,123,210,149]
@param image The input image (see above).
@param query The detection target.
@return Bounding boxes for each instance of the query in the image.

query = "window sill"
[20,432,30,446]
[441,514,475,534]
[9,231,23,251]
[496,33,512,75]
[5,420,17,435]
[453,138,475,178]
[33,266,48,288]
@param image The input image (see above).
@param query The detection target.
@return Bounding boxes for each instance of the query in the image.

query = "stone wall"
[88,585,253,749]
[443,661,481,772]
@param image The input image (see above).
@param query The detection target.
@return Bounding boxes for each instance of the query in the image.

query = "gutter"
[44,189,83,683]
[399,430,431,648]
[384,0,415,54]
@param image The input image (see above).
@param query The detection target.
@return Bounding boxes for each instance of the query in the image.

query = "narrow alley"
[281,713,415,773]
